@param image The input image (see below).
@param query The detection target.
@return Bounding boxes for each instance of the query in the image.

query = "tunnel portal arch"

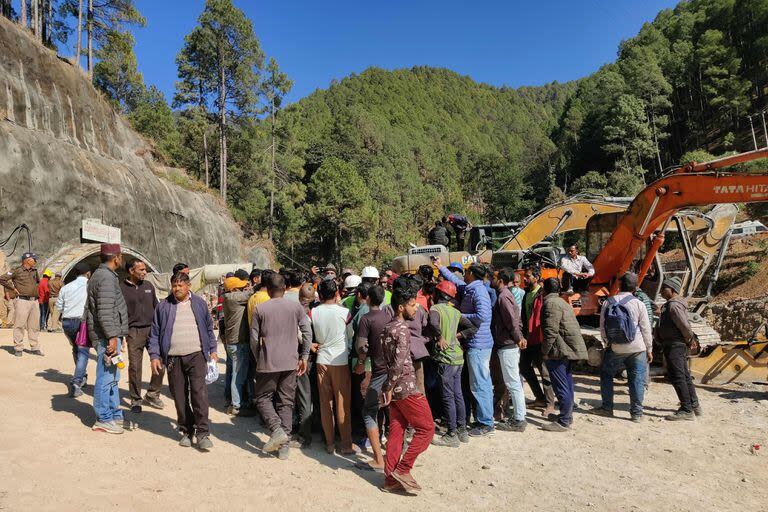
[42,242,159,284]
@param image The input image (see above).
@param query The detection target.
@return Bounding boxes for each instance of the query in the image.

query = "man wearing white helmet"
[341,274,363,312]
[361,266,391,305]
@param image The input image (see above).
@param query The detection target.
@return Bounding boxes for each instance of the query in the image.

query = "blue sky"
[58,0,680,105]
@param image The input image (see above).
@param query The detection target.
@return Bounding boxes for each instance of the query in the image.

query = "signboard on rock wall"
[81,219,121,244]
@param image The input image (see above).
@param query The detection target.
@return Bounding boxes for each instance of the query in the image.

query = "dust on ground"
[0,331,766,512]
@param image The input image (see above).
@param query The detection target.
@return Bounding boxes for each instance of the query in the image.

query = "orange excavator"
[567,148,768,382]
[571,148,768,316]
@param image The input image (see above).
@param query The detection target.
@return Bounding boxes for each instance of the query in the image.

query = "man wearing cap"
[428,279,477,446]
[86,243,129,434]
[362,266,391,305]
[47,272,63,332]
[433,257,495,437]
[121,258,163,413]
[656,276,701,421]
[323,263,337,279]
[57,262,92,396]
[38,269,52,332]
[0,252,42,356]
[221,272,254,416]
[591,272,652,422]
[340,274,363,311]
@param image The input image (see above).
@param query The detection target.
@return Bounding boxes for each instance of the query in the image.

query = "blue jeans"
[466,348,493,427]
[93,339,123,423]
[601,349,647,417]
[497,347,526,422]
[438,363,466,431]
[546,359,575,427]
[62,318,89,388]
[225,343,250,409]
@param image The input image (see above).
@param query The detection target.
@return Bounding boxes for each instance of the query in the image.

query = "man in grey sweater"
[251,273,312,460]
[87,244,129,435]
[592,272,652,422]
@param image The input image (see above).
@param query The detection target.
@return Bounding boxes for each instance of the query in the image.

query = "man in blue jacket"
[434,257,494,437]
[149,271,218,451]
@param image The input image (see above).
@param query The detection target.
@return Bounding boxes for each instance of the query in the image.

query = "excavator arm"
[591,148,768,292]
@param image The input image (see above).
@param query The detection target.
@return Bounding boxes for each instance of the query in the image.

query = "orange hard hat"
[435,280,457,299]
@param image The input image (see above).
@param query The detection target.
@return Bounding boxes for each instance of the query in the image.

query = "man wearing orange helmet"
[427,280,477,447]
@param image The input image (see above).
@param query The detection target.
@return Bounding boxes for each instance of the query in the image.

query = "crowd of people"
[1,243,704,495]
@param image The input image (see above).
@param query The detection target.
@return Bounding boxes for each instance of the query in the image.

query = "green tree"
[93,29,143,112]
[83,0,145,78]
[175,0,265,200]
[261,57,293,239]
[128,86,183,164]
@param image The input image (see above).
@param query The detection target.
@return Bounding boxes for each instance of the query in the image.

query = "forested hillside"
[2,0,767,268]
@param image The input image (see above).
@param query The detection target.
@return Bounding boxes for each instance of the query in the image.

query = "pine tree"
[92,29,143,112]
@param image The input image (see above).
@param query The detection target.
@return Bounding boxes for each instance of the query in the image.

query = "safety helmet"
[344,275,362,289]
[361,266,380,279]
[435,280,457,299]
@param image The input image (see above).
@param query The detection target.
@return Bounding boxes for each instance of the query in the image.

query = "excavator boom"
[591,148,768,291]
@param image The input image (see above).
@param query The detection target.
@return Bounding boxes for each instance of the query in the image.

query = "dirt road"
[0,331,765,511]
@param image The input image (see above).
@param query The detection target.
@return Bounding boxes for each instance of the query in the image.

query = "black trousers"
[519,344,556,407]
[663,342,699,412]
[561,272,591,292]
[295,361,314,441]
[255,370,297,434]
[167,351,210,437]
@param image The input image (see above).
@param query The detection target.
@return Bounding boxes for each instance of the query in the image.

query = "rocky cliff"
[0,16,255,271]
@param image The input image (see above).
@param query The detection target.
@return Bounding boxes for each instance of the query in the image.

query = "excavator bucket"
[689,323,768,384]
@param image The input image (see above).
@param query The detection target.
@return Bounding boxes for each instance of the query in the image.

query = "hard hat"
[448,262,464,273]
[43,269,53,277]
[361,266,380,279]
[223,276,248,292]
[435,280,457,299]
[344,275,362,289]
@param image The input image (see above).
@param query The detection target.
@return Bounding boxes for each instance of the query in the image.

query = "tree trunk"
[269,96,276,241]
[217,46,227,200]
[47,0,52,44]
[32,0,37,38]
[21,0,26,28]
[76,0,82,68]
[203,129,209,188]
[87,0,93,78]
[42,0,48,44]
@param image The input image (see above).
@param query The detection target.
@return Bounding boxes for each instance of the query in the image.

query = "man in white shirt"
[310,278,358,455]
[56,262,91,397]
[559,245,595,294]
[591,272,653,422]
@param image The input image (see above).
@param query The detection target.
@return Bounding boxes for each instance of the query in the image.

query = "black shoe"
[131,404,142,414]
[497,419,527,432]
[431,431,460,447]
[666,410,694,421]
[143,396,164,410]
[468,425,494,437]
[588,406,614,418]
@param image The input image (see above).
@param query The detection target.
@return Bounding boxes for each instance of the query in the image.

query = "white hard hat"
[361,266,380,279]
[344,274,362,289]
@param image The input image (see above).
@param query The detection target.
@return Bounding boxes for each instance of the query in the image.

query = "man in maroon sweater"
[250,273,313,460]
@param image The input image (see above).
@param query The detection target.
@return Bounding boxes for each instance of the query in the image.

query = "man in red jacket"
[519,268,556,418]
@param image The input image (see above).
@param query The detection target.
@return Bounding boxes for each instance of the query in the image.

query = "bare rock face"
[705,298,768,340]
[0,16,249,271]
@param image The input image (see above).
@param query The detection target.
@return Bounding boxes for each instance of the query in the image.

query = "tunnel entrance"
[43,243,159,284]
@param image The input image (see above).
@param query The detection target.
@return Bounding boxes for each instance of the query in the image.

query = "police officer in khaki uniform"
[0,252,43,356]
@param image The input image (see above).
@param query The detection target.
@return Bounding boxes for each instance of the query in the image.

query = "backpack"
[603,295,637,344]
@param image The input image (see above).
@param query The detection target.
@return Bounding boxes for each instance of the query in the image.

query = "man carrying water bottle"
[590,272,652,423]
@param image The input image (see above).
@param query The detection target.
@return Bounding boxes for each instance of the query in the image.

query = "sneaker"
[542,421,570,432]
[179,434,192,447]
[431,431,460,447]
[143,396,164,410]
[543,406,557,420]
[693,405,703,417]
[92,421,124,434]
[588,406,614,417]
[630,415,645,423]
[468,424,494,437]
[264,428,289,452]
[131,404,142,414]
[197,435,213,451]
[665,410,694,421]
[497,419,527,432]
[31,349,44,356]
[277,445,290,460]
[456,426,470,443]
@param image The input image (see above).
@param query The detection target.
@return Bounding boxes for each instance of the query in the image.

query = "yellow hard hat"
[43,269,53,277]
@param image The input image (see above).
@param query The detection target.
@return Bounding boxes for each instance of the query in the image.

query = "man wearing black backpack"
[590,272,652,422]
